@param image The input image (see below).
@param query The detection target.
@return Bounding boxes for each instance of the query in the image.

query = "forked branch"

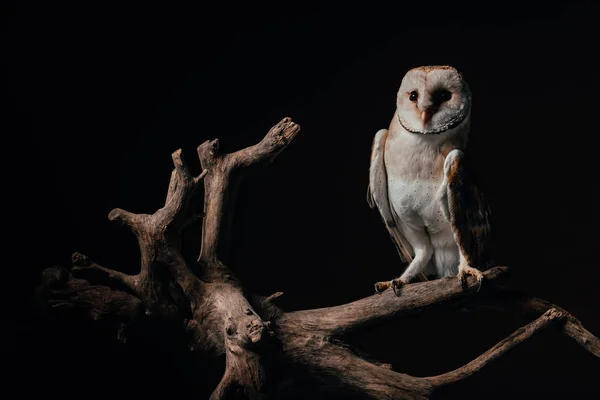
[277,269,598,399]
[476,288,600,358]
[425,308,567,388]
[196,117,300,280]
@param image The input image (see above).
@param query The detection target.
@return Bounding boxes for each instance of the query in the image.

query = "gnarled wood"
[37,117,599,400]
[424,308,567,389]
[285,266,508,337]
[475,288,600,358]
[197,117,300,277]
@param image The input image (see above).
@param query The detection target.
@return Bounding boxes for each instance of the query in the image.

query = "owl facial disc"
[395,65,471,136]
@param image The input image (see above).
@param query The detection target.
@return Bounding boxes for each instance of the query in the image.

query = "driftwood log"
[37,118,599,399]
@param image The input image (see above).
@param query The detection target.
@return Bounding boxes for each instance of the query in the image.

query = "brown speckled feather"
[445,151,494,270]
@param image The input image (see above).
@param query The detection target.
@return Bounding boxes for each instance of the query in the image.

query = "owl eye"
[409,91,418,102]
[437,90,452,102]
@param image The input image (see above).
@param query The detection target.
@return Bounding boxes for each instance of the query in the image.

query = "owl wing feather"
[444,149,493,269]
[367,129,414,264]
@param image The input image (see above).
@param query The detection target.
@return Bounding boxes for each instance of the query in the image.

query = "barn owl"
[367,65,494,295]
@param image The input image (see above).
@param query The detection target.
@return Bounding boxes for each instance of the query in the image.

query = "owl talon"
[374,283,382,294]
[457,265,484,292]
[374,281,390,294]
[391,278,405,296]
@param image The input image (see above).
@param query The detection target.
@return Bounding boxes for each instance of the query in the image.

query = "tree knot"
[225,316,270,352]
[72,252,91,267]
[545,308,566,322]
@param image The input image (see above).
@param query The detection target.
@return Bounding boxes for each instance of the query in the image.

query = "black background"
[3,1,600,398]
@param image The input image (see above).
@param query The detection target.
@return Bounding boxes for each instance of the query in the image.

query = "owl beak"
[421,110,432,126]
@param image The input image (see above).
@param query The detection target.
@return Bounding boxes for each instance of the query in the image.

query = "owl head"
[396,66,471,135]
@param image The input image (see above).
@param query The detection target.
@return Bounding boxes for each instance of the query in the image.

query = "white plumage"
[368,66,492,295]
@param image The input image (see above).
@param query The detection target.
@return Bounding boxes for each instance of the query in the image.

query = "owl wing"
[367,129,414,264]
[444,149,493,269]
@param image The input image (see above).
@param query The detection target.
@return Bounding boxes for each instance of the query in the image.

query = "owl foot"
[374,278,406,295]
[391,278,405,296]
[374,281,391,294]
[457,265,484,292]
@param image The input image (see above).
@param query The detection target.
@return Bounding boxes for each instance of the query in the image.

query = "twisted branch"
[475,288,600,358]
[424,308,567,388]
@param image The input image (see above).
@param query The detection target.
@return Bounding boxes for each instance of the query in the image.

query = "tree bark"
[37,117,600,399]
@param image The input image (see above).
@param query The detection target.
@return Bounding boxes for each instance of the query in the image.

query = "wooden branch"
[275,280,599,399]
[39,145,210,335]
[424,308,567,388]
[37,117,599,400]
[563,318,600,357]
[278,337,433,400]
[286,266,509,336]
[107,207,146,232]
[161,150,208,234]
[105,149,207,310]
[203,286,274,399]
[190,118,299,399]
[275,319,434,400]
[38,266,145,322]
[272,266,507,399]
[475,288,600,358]
[230,118,300,168]
[70,252,139,295]
[210,345,267,400]
[197,117,300,276]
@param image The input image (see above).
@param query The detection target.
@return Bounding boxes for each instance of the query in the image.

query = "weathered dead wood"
[193,118,301,399]
[284,266,508,337]
[39,265,144,322]
[37,117,599,400]
[474,288,600,358]
[423,308,567,389]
